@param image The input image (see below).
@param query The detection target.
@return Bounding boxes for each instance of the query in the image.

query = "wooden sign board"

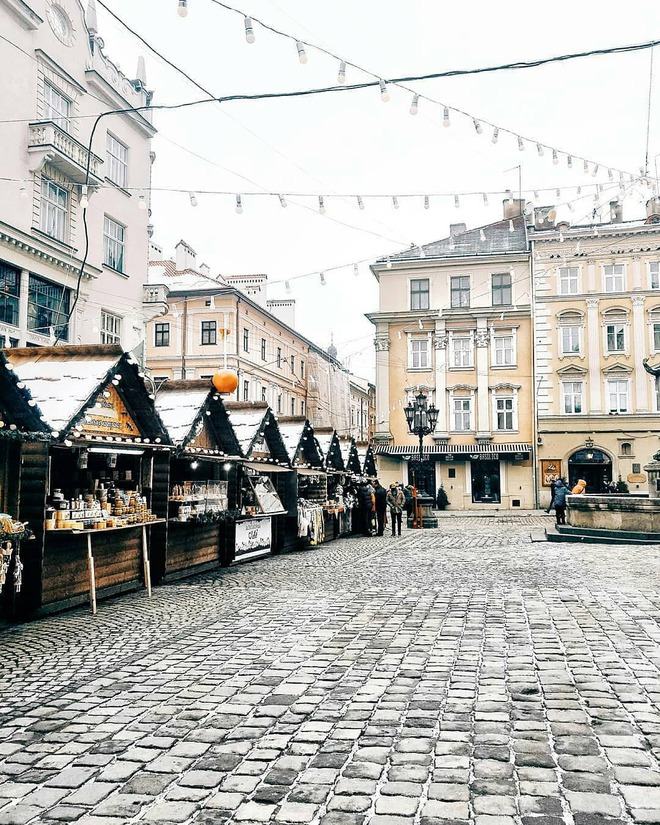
[541,459,562,487]
[188,418,215,450]
[81,384,140,438]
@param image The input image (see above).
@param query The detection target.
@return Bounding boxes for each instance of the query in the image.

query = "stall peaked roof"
[314,428,344,471]
[277,417,324,467]
[338,436,361,474]
[0,350,50,436]
[225,402,290,465]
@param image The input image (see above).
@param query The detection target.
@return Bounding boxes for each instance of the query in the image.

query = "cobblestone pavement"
[1,516,660,825]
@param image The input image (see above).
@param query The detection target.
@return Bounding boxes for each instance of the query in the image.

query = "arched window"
[620,442,632,456]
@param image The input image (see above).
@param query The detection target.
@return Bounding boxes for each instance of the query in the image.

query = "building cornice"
[371,252,530,278]
[84,70,156,137]
[0,221,100,278]
[0,0,42,29]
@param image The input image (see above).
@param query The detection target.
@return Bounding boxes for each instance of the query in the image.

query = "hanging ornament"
[13,549,22,593]
[212,370,239,394]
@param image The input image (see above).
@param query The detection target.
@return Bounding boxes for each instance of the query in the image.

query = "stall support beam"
[86,534,97,615]
[142,525,152,598]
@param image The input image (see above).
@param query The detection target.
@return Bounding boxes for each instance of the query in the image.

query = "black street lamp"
[404,391,439,463]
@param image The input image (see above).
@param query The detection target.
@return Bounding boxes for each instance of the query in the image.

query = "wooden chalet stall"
[358,443,378,481]
[224,403,291,562]
[277,417,326,551]
[5,345,171,616]
[155,380,242,578]
[309,429,357,541]
[0,356,50,619]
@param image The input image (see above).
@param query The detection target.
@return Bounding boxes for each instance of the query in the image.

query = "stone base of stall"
[163,522,228,581]
[566,494,660,538]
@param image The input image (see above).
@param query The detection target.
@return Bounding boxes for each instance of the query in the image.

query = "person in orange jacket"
[571,479,587,495]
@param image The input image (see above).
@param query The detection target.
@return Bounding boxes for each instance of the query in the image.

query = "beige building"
[531,198,660,505]
[349,375,376,442]
[145,241,374,436]
[368,202,534,509]
[0,0,155,351]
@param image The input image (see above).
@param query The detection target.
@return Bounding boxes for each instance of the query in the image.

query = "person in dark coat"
[546,478,558,514]
[402,485,414,518]
[357,481,375,537]
[551,479,569,525]
[373,480,388,536]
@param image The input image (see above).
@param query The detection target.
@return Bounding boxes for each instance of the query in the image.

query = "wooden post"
[86,534,97,615]
[142,525,152,598]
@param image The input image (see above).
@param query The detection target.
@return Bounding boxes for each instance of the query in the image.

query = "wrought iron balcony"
[27,121,104,186]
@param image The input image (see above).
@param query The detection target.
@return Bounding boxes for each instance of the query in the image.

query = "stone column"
[374,329,393,443]
[433,323,448,439]
[586,261,596,293]
[631,256,642,291]
[475,321,491,438]
[587,298,601,413]
[633,295,648,412]
[18,269,29,345]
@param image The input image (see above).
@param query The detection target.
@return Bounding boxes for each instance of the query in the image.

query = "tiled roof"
[383,216,528,262]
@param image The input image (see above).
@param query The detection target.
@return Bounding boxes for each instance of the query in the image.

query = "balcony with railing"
[27,122,104,186]
[143,284,169,318]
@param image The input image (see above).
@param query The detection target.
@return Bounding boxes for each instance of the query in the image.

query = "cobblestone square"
[2,516,660,824]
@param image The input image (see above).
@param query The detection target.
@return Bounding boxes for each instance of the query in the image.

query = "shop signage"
[541,459,562,487]
[234,516,271,562]
[628,473,647,484]
[81,384,140,438]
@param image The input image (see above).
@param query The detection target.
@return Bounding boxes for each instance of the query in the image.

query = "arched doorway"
[568,448,612,493]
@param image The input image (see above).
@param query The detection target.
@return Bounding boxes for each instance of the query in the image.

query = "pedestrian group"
[356,478,413,537]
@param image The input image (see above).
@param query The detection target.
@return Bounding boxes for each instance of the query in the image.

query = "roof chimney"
[503,198,525,219]
[609,200,623,224]
[199,263,210,277]
[175,240,197,272]
[449,223,466,237]
[533,205,557,231]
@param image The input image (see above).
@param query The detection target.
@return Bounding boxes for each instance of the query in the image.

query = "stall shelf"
[3,345,171,616]
[155,380,243,579]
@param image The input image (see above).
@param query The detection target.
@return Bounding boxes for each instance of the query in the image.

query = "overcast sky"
[99,0,660,380]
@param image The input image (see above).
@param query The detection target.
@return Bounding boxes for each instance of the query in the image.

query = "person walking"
[546,478,558,514]
[373,480,388,537]
[552,479,569,525]
[386,483,404,537]
[357,481,375,537]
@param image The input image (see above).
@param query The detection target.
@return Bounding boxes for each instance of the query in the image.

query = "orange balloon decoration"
[212,369,239,394]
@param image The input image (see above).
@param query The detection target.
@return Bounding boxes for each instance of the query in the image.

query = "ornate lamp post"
[404,391,439,463]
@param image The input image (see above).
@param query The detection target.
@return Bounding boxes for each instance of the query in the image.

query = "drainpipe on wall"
[181,297,188,379]
[235,297,240,401]
[530,241,540,510]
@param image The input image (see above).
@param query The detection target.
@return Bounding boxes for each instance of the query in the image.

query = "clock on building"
[47,3,74,45]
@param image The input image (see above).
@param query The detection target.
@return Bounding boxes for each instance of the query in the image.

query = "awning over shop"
[375,443,532,459]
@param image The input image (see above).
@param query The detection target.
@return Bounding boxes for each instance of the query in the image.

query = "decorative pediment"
[489,383,521,391]
[602,362,633,375]
[447,384,477,392]
[556,364,588,376]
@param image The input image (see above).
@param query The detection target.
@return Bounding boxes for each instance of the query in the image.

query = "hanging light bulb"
[177,0,188,17]
[509,220,514,232]
[235,194,243,214]
[379,79,389,102]
[318,195,326,214]
[189,191,197,207]
[537,143,544,157]
[442,107,451,127]
[424,195,430,210]
[517,135,524,151]
[278,194,287,208]
[533,190,539,200]
[567,202,575,213]
[244,16,255,43]
[593,192,599,204]
[337,60,346,84]
[583,159,589,174]
[353,263,359,277]
[473,119,482,134]
[409,94,419,115]
[491,127,499,144]
[559,230,565,242]
[454,194,460,208]
[19,184,27,198]
[620,171,625,182]
[80,185,89,209]
[386,256,392,269]
[479,229,486,242]
[577,186,582,195]
[597,183,603,193]
[319,272,326,286]
[357,196,365,210]
[138,193,147,210]
[392,196,399,210]
[608,168,614,181]
[567,155,573,169]
[285,280,291,294]
[296,41,308,64]
[556,188,561,198]
[592,164,599,177]
[552,149,559,165]
[482,193,489,206]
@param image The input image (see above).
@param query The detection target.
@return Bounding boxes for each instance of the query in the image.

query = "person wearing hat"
[386,483,405,537]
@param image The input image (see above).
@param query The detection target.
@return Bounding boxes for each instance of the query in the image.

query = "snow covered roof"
[314,432,335,459]
[155,385,210,446]
[225,405,268,455]
[277,419,306,463]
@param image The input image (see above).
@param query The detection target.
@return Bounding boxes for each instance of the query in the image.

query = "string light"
[533,190,539,200]
[386,256,392,268]
[353,263,359,277]
[392,196,399,209]
[473,119,483,134]
[235,194,243,213]
[285,280,291,294]
[138,193,147,210]
[424,195,430,209]
[552,149,559,165]
[379,79,390,102]
[583,160,589,174]
[491,127,499,144]
[409,94,419,115]
[443,107,450,127]
[296,41,308,64]
[517,135,524,151]
[556,188,561,198]
[177,0,188,17]
[537,143,544,157]
[319,271,326,285]
[567,155,573,169]
[454,194,460,208]
[482,193,489,206]
[592,164,599,177]
[244,16,255,43]
[480,229,486,242]
[337,60,346,84]
[357,196,365,210]
[318,195,326,214]
[189,191,197,207]
[19,184,27,198]
[80,185,89,209]
[608,168,614,181]
[278,194,287,208]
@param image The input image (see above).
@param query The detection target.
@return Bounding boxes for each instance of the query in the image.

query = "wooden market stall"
[4,345,171,616]
[310,429,358,540]
[224,402,292,562]
[154,380,243,578]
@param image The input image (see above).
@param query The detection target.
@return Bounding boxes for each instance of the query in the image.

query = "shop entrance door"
[568,448,612,492]
[408,460,436,500]
[471,458,501,503]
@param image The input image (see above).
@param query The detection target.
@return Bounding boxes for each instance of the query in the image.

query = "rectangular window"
[100,310,121,344]
[201,320,217,345]
[44,83,71,132]
[290,355,295,373]
[559,267,579,295]
[562,381,583,414]
[651,262,660,289]
[154,322,170,347]
[608,379,629,413]
[243,327,249,351]
[103,216,125,272]
[452,398,471,431]
[261,387,267,402]
[277,347,282,367]
[0,263,20,326]
[410,278,429,311]
[452,336,472,368]
[28,274,70,341]
[243,380,249,402]
[410,338,429,369]
[291,398,295,416]
[493,334,514,366]
[277,393,282,414]
[106,133,128,188]
[301,400,305,417]
[40,177,67,241]
[654,323,660,351]
[261,338,266,360]
[301,360,305,379]
[561,326,581,355]
[606,324,625,352]
[451,276,470,308]
[604,264,625,292]
[495,397,514,430]
[492,273,512,306]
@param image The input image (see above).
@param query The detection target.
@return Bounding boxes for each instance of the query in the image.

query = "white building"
[0,0,155,351]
